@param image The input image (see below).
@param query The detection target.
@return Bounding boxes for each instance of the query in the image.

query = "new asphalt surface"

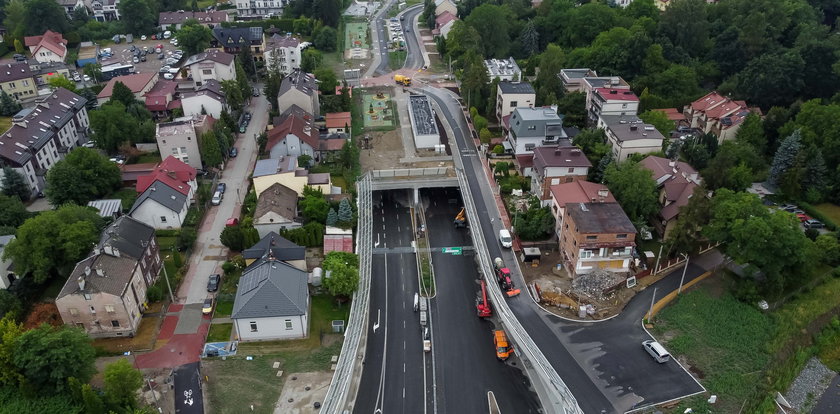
[174,362,204,414]
[423,87,706,413]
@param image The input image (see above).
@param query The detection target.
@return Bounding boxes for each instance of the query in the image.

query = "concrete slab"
[174,303,205,335]
[272,372,332,414]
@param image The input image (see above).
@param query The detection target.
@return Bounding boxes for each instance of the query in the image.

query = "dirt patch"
[93,314,162,353]
[272,372,333,414]
[360,128,404,171]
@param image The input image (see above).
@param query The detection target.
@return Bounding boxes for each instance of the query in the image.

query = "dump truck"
[494,257,521,297]
[454,207,467,228]
[494,330,513,360]
[476,280,492,317]
[394,74,412,86]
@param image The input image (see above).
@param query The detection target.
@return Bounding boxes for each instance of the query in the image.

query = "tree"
[768,129,802,186]
[220,79,244,112]
[313,26,337,52]
[47,77,78,93]
[603,161,659,222]
[664,184,712,256]
[4,0,27,41]
[301,48,323,73]
[0,91,22,116]
[71,5,89,25]
[313,67,338,94]
[45,147,121,206]
[639,110,674,137]
[118,0,156,36]
[735,112,766,154]
[235,59,251,99]
[13,325,96,393]
[0,291,23,321]
[337,198,353,227]
[535,44,565,105]
[802,145,827,201]
[220,225,246,251]
[2,167,31,201]
[313,0,340,27]
[199,131,222,168]
[175,19,213,56]
[3,205,104,283]
[103,359,143,411]
[735,50,806,109]
[657,0,709,58]
[322,251,359,298]
[326,208,338,227]
[513,197,555,241]
[0,315,24,387]
[446,21,483,62]
[238,45,255,79]
[300,186,329,224]
[702,140,765,191]
[23,0,69,35]
[520,20,539,57]
[110,81,138,107]
[554,92,586,128]
[0,194,29,229]
[90,101,153,152]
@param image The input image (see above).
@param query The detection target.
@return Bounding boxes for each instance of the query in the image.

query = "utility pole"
[647,287,657,321]
[678,253,690,295]
[163,251,176,303]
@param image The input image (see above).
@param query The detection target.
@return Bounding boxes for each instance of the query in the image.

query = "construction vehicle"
[423,327,431,352]
[494,257,521,297]
[494,330,513,360]
[454,207,467,228]
[476,280,492,317]
[394,74,412,86]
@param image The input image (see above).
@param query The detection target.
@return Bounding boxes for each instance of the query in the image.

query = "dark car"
[140,55,147,62]
[244,112,251,121]
[217,182,227,194]
[158,53,165,60]
[229,147,238,158]
[207,274,221,292]
[239,124,247,133]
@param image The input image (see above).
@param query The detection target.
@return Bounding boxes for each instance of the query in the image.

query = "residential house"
[91,0,121,22]
[0,235,16,289]
[653,108,687,129]
[253,183,301,238]
[252,157,331,198]
[56,0,85,16]
[212,27,265,61]
[0,88,90,196]
[181,79,227,118]
[434,0,458,17]
[324,226,353,254]
[640,156,702,238]
[264,34,303,75]
[325,112,351,134]
[231,257,309,341]
[184,50,236,88]
[155,116,215,170]
[496,81,535,122]
[96,72,158,106]
[506,107,566,156]
[559,68,598,93]
[56,217,160,338]
[242,231,305,270]
[683,91,755,143]
[549,181,615,239]
[433,11,458,39]
[135,156,198,199]
[595,114,642,131]
[158,10,230,30]
[485,57,521,82]
[87,199,123,218]
[588,88,639,124]
[581,76,630,116]
[605,122,666,161]
[24,30,68,64]
[277,69,319,117]
[0,62,37,102]
[530,144,591,205]
[559,202,636,276]
[235,0,288,17]
[129,180,191,229]
[266,109,318,159]
[144,80,180,119]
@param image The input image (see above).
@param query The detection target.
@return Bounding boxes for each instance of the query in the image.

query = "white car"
[159,65,171,73]
[163,31,172,39]
[163,73,175,80]
[83,75,91,82]
[141,35,147,41]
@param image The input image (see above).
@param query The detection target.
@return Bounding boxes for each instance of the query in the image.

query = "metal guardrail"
[371,167,450,178]
[456,168,584,414]
[321,173,373,413]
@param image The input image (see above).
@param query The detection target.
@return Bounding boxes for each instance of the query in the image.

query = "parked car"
[229,147,238,158]
[239,124,247,133]
[159,65,171,73]
[225,218,239,227]
[781,204,799,212]
[132,57,140,64]
[163,73,175,80]
[141,35,147,41]
[163,31,172,39]
[796,213,812,222]
[252,87,260,97]
[207,274,221,292]
[141,55,147,62]
[217,182,227,194]
[158,53,165,60]
[211,191,223,205]
[244,112,251,121]
[202,297,214,314]
[804,219,824,229]
[83,75,91,82]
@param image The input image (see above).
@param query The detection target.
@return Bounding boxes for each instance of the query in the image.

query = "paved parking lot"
[98,38,184,78]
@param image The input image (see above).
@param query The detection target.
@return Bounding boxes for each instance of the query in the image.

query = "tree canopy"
[603,160,659,223]
[45,147,122,206]
[322,251,359,298]
[13,324,97,393]
[177,19,213,56]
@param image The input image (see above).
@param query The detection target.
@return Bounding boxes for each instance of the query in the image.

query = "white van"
[211,191,222,206]
[499,229,513,248]
[642,340,671,363]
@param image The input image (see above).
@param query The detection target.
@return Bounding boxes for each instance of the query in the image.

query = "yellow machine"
[454,207,466,227]
[394,74,412,86]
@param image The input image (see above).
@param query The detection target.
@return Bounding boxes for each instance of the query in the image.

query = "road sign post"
[441,247,462,255]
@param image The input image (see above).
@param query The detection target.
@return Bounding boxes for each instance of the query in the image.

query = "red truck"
[494,257,521,297]
[476,280,492,317]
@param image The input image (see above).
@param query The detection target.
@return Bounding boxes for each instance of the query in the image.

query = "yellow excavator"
[454,207,467,228]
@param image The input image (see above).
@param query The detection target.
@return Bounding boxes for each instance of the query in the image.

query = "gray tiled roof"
[498,81,535,95]
[278,69,317,98]
[129,181,187,214]
[97,215,155,260]
[243,231,304,262]
[231,259,308,319]
[565,202,636,234]
[58,254,138,299]
[253,183,297,225]
[252,156,296,178]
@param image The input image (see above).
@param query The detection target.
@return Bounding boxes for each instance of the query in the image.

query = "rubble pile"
[571,270,625,301]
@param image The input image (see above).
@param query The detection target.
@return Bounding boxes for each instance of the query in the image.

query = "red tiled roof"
[324,234,353,254]
[98,73,156,99]
[325,112,351,129]
[135,156,197,195]
[24,30,65,47]
[595,88,639,102]
[145,80,178,98]
[515,154,533,170]
[690,91,727,111]
[266,113,318,153]
[167,100,182,110]
[550,181,615,207]
[435,11,457,27]
[653,108,686,122]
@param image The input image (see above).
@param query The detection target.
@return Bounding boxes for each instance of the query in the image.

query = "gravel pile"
[785,357,836,412]
[572,270,624,300]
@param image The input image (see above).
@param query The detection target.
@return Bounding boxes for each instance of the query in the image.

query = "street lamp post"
[163,253,176,303]
[678,253,690,295]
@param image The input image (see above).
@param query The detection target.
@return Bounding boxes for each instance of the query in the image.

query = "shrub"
[177,227,197,251]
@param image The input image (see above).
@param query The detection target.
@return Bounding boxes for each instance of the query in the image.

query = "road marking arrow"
[373,309,381,333]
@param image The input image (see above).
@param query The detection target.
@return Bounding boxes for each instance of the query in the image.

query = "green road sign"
[442,247,463,255]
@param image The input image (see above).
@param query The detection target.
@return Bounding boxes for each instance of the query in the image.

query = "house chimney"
[668,160,676,168]
[554,148,562,156]
[77,276,86,291]
[597,189,609,202]
[84,266,91,276]
[95,267,104,276]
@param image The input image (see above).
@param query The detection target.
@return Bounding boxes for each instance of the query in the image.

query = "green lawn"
[134,153,161,164]
[813,203,840,227]
[388,50,407,70]
[215,299,234,317]
[0,117,11,132]
[108,188,138,211]
[207,323,232,343]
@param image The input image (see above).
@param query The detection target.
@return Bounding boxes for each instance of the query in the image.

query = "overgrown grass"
[134,152,161,164]
[816,317,840,371]
[0,117,11,132]
[813,203,840,227]
[389,50,407,70]
[769,269,840,353]
[652,288,773,413]
[215,299,234,317]
[108,188,138,211]
[207,323,233,343]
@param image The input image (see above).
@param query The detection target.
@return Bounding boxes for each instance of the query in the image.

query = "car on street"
[244,112,251,121]
[211,191,223,205]
[643,340,671,363]
[202,297,214,314]
[796,213,812,222]
[217,182,227,194]
[229,147,238,157]
[239,123,247,133]
[207,274,221,292]
[804,219,824,229]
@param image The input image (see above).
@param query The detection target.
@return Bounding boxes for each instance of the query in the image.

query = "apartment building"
[559,202,636,276]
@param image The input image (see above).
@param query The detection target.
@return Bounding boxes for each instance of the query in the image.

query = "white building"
[235,0,289,18]
[605,122,666,161]
[184,50,236,88]
[588,87,639,123]
[264,34,303,75]
[485,57,521,83]
[129,180,191,229]
[408,95,440,149]
[91,0,121,21]
[505,107,566,156]
[0,88,90,197]
[232,258,310,341]
[496,81,535,122]
[181,80,227,119]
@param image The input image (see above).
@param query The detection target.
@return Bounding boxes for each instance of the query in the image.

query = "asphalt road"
[174,362,204,414]
[355,190,429,413]
[421,187,541,413]
[370,0,398,76]
[399,6,425,70]
[423,87,705,413]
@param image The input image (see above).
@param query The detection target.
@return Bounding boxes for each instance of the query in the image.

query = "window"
[89,306,96,314]
[285,320,293,330]
[621,103,628,109]
[580,250,592,259]
[568,168,574,173]
[527,125,536,130]
[550,178,559,185]
[84,293,92,301]
[202,69,213,75]
[616,234,627,239]
[22,80,29,87]
[586,235,597,240]
[510,101,518,107]
[111,320,120,327]
[524,143,535,151]
[105,305,115,313]
[69,308,79,316]
[160,216,167,223]
[250,321,258,332]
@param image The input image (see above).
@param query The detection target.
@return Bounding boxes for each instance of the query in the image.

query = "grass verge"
[0,117,11,132]
[813,203,840,227]
[215,299,234,317]
[108,187,138,211]
[207,323,233,343]
[388,50,407,70]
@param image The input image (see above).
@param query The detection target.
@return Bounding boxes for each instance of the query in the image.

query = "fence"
[371,167,449,178]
